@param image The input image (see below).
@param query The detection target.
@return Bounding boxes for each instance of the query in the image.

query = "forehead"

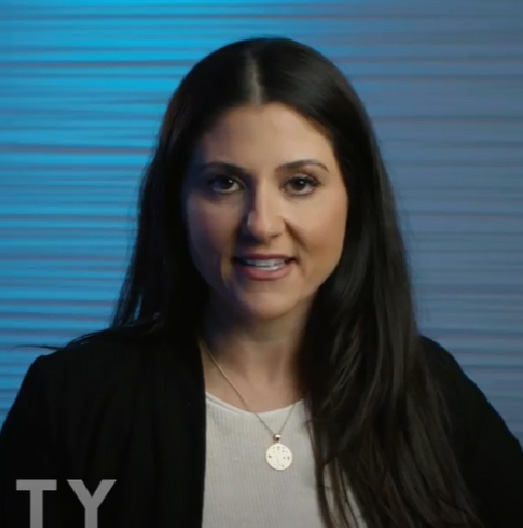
[192,103,336,166]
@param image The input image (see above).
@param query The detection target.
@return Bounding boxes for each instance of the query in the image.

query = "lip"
[234,253,293,260]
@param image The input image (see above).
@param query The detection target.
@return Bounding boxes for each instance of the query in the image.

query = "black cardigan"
[0,330,522,528]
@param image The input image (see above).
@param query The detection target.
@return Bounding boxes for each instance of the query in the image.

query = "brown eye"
[286,175,320,195]
[207,175,241,194]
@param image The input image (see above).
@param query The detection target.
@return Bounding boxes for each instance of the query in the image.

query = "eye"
[206,175,241,194]
[285,175,320,195]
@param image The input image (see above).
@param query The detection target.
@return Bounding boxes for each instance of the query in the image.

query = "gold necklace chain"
[199,338,298,471]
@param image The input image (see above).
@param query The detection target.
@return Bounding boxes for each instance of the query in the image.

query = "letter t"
[16,479,57,528]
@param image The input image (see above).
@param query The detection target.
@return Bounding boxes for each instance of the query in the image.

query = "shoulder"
[415,336,521,437]
[39,327,151,366]
[417,335,484,405]
[31,328,152,389]
[4,324,203,457]
[418,335,523,525]
[34,322,194,370]
[0,328,153,479]
[24,324,198,407]
[416,335,492,440]
[418,334,467,377]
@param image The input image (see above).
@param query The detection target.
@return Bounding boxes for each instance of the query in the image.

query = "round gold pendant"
[266,442,293,470]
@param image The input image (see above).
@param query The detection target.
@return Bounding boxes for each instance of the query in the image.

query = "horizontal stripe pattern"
[1,0,522,440]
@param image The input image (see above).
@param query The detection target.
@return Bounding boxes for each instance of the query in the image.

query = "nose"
[241,184,284,241]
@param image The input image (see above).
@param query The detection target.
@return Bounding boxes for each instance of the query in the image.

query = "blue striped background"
[1,0,522,440]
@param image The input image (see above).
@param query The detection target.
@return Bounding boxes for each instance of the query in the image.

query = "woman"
[0,36,521,528]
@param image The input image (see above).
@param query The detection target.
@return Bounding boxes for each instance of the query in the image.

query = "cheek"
[186,199,239,256]
[301,198,347,263]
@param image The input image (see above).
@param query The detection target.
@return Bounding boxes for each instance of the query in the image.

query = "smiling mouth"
[232,257,295,270]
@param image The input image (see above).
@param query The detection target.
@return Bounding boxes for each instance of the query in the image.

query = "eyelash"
[206,174,321,196]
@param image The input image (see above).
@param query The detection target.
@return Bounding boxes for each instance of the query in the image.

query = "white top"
[202,392,367,528]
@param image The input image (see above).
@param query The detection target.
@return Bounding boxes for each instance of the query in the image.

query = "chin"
[232,293,311,322]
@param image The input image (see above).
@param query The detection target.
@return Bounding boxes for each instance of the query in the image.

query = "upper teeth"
[241,258,287,267]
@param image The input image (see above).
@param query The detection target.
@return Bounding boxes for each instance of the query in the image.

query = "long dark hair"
[61,37,485,526]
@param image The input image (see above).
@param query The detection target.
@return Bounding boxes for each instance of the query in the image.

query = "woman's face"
[183,103,348,322]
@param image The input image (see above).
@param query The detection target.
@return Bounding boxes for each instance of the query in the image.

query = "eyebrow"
[194,159,330,176]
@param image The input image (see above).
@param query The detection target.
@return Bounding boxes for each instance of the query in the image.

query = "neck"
[199,297,309,389]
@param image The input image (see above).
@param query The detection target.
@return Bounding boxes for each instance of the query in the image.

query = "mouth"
[232,256,295,270]
[232,256,297,280]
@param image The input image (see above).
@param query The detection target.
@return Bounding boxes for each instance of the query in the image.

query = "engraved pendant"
[265,434,293,470]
